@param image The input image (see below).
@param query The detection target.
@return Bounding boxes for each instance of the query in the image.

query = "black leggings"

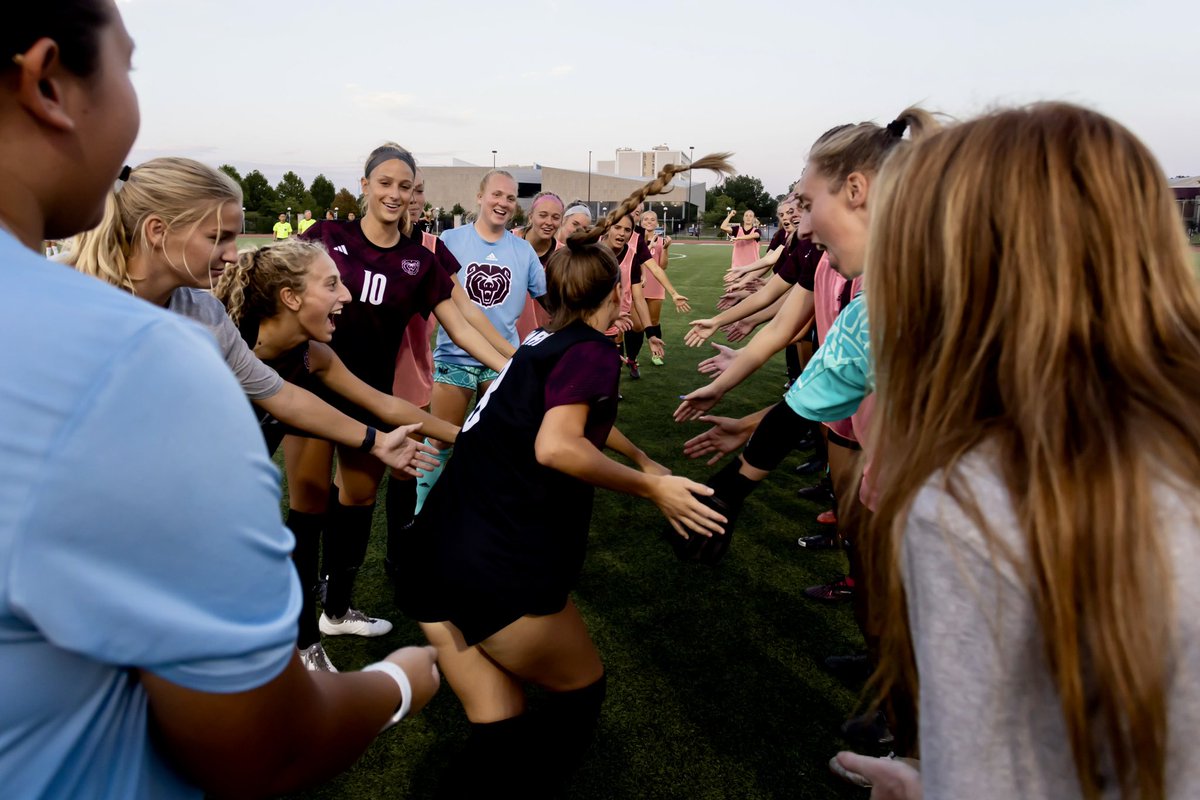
[742,402,810,472]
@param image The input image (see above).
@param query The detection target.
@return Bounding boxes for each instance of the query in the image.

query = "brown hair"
[807,106,939,189]
[362,141,415,236]
[213,239,329,328]
[865,102,1200,799]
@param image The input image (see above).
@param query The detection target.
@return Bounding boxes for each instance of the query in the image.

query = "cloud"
[345,84,474,126]
[520,64,575,80]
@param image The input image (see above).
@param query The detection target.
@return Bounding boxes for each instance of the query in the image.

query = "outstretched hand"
[372,424,440,476]
[834,753,922,800]
[672,294,691,313]
[648,336,666,360]
[650,476,726,539]
[681,415,752,465]
[722,320,754,343]
[685,318,718,347]
[697,343,738,379]
[673,384,722,422]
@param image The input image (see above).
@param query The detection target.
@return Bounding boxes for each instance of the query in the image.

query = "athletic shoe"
[796,484,834,504]
[840,710,895,748]
[794,459,826,475]
[650,355,664,366]
[804,575,854,602]
[299,643,338,672]
[797,532,838,550]
[816,509,838,525]
[629,360,641,379]
[319,609,393,637]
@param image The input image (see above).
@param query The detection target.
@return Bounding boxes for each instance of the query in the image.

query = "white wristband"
[362,661,413,730]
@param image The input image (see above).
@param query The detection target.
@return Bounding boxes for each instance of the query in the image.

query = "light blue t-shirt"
[433,224,547,365]
[0,231,301,798]
[785,292,872,421]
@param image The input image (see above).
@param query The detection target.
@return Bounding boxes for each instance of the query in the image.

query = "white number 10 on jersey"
[359,270,387,305]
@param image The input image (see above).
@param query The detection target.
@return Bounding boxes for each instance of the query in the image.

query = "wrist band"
[359,426,377,452]
[362,660,413,730]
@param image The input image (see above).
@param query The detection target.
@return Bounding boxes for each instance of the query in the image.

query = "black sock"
[436,715,536,798]
[785,342,802,382]
[286,509,325,649]
[624,331,644,362]
[385,474,416,569]
[707,458,758,507]
[645,324,662,340]
[533,673,607,790]
[322,498,375,619]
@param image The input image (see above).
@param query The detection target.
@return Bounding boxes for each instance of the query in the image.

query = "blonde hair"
[807,106,940,189]
[362,141,415,236]
[64,157,241,292]
[865,102,1200,799]
[213,239,329,328]
[478,169,516,195]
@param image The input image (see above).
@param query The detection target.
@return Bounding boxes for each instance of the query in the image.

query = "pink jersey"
[514,230,558,342]
[603,241,644,337]
[730,223,761,269]
[391,230,442,406]
[642,234,667,300]
[812,253,865,442]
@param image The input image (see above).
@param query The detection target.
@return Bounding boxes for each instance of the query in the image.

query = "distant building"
[1170,176,1200,231]
[421,156,707,232]
[596,145,691,179]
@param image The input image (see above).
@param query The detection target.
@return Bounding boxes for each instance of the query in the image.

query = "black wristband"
[359,426,377,452]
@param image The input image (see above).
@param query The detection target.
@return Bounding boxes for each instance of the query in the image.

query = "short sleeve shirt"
[0,231,300,798]
[272,221,292,239]
[773,236,821,292]
[433,225,548,365]
[167,288,284,401]
[785,292,871,422]
[302,219,454,391]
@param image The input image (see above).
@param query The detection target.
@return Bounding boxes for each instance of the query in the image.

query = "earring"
[11,54,25,67]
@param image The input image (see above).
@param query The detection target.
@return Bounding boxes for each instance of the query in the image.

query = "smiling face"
[640,211,658,233]
[529,203,562,242]
[558,212,591,241]
[360,158,414,228]
[158,202,243,288]
[477,173,518,231]
[293,252,351,342]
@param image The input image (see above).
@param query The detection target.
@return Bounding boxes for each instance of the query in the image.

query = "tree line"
[218,164,361,234]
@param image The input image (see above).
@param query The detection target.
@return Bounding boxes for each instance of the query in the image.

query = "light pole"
[587,149,592,207]
[287,207,292,227]
[334,207,339,220]
[241,206,246,234]
[688,145,694,232]
[662,204,668,235]
[491,149,497,169]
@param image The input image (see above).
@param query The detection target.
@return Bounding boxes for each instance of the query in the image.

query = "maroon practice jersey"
[302,220,454,391]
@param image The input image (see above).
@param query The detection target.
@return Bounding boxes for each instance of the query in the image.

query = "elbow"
[534,437,568,470]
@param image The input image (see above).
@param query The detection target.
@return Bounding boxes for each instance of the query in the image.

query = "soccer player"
[720,208,761,269]
[514,190,565,341]
[290,143,509,639]
[395,155,733,796]
[638,209,671,364]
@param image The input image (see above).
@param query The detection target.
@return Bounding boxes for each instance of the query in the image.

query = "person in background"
[273,211,292,240]
[297,208,316,234]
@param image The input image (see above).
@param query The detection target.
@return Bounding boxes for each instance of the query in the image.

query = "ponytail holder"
[118,165,132,182]
[886,119,908,139]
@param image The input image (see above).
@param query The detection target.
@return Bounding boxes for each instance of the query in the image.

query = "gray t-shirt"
[904,451,1200,798]
[167,288,283,401]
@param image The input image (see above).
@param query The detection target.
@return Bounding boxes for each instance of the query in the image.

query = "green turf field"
[282,242,869,799]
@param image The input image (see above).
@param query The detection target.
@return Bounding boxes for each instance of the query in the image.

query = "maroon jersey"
[302,220,454,391]
[773,234,820,292]
[767,228,787,251]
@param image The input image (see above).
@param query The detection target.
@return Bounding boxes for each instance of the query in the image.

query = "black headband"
[365,147,416,179]
[886,118,908,139]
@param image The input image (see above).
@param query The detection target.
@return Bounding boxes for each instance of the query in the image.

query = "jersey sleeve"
[418,254,456,318]
[526,246,547,298]
[434,243,462,276]
[635,240,654,268]
[784,296,871,421]
[8,319,300,693]
[544,341,621,410]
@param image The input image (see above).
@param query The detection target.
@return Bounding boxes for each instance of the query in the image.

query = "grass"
[282,242,869,799]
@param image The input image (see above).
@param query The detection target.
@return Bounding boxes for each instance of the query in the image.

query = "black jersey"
[238,318,319,456]
[773,235,820,291]
[398,321,621,644]
[301,219,454,392]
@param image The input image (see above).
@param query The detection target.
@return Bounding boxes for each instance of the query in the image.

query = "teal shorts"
[433,360,500,391]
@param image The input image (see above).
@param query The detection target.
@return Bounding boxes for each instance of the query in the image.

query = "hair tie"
[886,118,908,138]
[114,165,133,195]
[531,193,564,213]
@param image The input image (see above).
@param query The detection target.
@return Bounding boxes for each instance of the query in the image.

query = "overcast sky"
[118,0,1197,197]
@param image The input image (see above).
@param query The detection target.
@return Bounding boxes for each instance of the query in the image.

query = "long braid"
[567,153,734,250]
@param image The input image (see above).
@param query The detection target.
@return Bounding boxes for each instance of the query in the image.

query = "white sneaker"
[299,643,338,672]
[319,609,393,637]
